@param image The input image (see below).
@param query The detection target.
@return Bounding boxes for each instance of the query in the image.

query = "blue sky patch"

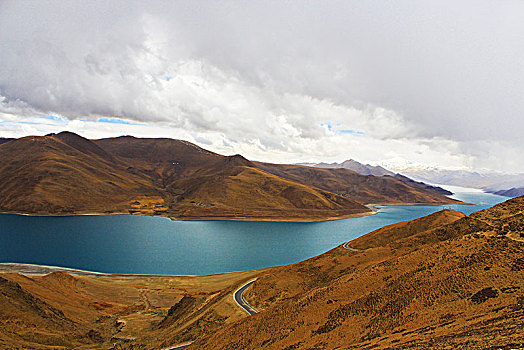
[42,114,66,122]
[97,117,145,126]
[321,122,364,136]
[338,129,364,135]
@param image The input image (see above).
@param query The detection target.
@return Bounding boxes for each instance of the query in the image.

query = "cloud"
[1,1,523,172]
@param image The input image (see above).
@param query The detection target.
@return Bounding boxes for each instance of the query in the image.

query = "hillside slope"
[1,132,461,220]
[257,162,461,205]
[94,136,369,220]
[193,196,524,349]
[0,132,161,214]
[0,267,262,350]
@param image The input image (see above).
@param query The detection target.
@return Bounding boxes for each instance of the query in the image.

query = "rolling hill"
[193,196,524,349]
[0,132,462,220]
[256,162,458,205]
[0,137,14,145]
[494,187,524,197]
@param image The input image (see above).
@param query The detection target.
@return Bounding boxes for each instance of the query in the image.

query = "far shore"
[0,208,378,222]
[169,209,378,222]
[0,262,267,278]
[0,198,469,222]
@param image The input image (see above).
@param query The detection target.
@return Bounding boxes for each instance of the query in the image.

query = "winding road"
[233,279,258,315]
[161,279,258,349]
[342,240,360,252]
[161,341,192,350]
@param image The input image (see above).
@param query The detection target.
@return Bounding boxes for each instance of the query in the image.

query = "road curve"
[342,240,360,252]
[233,279,258,315]
[161,341,192,350]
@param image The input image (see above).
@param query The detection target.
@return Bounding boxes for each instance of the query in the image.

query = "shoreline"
[366,200,472,207]
[170,209,378,223]
[0,209,378,222]
[0,199,469,222]
[0,262,267,278]
[0,262,110,276]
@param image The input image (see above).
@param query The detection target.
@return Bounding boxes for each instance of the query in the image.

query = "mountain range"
[298,159,394,176]
[303,159,524,198]
[494,187,524,197]
[298,159,453,196]
[0,132,461,221]
[391,166,524,195]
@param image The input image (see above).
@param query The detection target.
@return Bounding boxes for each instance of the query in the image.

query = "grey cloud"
[1,0,523,172]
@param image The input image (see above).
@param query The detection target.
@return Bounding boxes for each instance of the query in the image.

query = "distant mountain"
[494,187,524,197]
[299,159,394,176]
[391,166,524,195]
[0,132,462,221]
[298,159,452,196]
[0,138,14,145]
[389,173,453,196]
[256,163,459,205]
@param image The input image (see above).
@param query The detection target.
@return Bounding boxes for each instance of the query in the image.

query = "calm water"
[0,186,507,275]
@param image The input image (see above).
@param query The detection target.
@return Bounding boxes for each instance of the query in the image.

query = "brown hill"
[192,196,524,349]
[256,162,462,205]
[94,135,369,220]
[0,132,160,214]
[0,267,262,350]
[0,137,14,145]
[0,132,461,220]
[347,209,466,250]
[93,134,465,215]
[0,274,81,349]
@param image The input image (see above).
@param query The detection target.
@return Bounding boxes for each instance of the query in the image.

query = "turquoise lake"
[0,186,508,275]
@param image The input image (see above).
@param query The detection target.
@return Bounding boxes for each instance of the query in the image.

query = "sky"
[1,1,523,172]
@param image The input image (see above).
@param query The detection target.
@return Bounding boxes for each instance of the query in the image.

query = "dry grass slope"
[0,132,460,221]
[192,196,524,349]
[0,197,521,349]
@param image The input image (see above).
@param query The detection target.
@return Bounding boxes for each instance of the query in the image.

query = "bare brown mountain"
[0,137,14,145]
[192,196,524,349]
[0,132,460,220]
[93,135,369,220]
[257,162,460,205]
[0,132,160,214]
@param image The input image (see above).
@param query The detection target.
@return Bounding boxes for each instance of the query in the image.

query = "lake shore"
[0,208,378,222]
[0,262,264,279]
[1,197,470,222]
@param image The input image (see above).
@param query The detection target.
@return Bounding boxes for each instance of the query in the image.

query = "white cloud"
[1,1,523,173]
